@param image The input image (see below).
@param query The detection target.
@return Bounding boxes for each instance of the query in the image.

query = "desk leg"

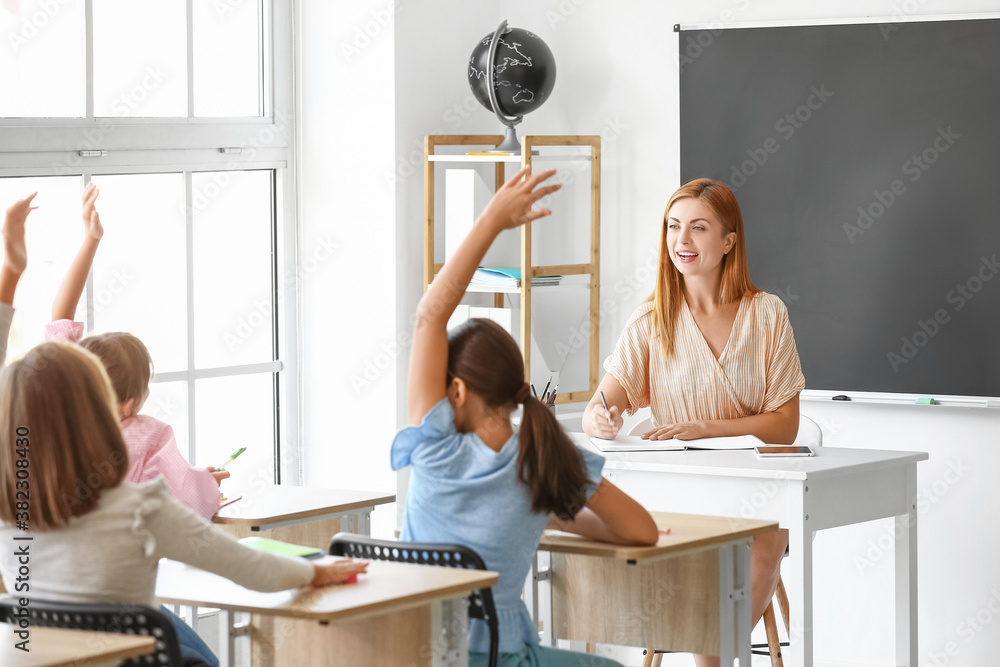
[895,463,918,666]
[717,540,752,666]
[784,481,813,667]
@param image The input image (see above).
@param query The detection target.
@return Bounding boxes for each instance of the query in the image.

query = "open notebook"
[589,434,763,452]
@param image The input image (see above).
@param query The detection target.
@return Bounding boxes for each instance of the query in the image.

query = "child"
[0,341,368,666]
[0,192,37,366]
[46,183,226,521]
[393,165,659,667]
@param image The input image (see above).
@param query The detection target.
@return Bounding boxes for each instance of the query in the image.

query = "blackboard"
[678,17,1000,397]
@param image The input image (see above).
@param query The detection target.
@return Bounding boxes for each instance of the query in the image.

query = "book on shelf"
[471,267,561,289]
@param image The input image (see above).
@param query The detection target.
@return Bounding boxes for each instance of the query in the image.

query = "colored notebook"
[239,537,324,560]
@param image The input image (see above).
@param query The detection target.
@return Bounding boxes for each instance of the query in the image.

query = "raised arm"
[547,477,658,546]
[406,165,560,424]
[1,193,37,305]
[52,183,104,322]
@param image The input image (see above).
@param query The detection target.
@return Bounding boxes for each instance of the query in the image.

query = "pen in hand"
[599,390,613,427]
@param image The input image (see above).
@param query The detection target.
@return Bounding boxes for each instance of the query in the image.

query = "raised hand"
[82,183,104,241]
[2,192,38,277]
[479,165,561,231]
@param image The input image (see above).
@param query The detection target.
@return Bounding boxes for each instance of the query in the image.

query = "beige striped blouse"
[605,292,806,426]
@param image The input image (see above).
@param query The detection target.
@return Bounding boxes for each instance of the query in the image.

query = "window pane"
[194,374,275,493]
[144,380,190,461]
[193,0,262,117]
[0,0,84,117]
[192,170,273,368]
[0,176,83,359]
[93,0,186,117]
[90,174,187,371]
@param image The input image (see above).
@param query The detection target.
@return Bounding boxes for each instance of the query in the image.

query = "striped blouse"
[605,292,805,426]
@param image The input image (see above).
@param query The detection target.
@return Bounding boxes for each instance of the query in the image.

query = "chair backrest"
[330,532,499,667]
[0,597,182,666]
[794,414,824,448]
[627,416,653,436]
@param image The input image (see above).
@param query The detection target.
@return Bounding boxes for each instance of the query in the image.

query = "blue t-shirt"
[391,398,605,654]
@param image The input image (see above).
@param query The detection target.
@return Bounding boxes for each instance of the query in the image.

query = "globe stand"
[486,20,524,155]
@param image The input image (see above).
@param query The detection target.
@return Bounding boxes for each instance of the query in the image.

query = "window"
[0,0,298,488]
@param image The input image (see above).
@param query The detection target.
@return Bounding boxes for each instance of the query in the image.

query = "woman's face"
[665,198,736,277]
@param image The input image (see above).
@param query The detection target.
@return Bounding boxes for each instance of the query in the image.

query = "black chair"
[0,596,183,666]
[330,532,499,667]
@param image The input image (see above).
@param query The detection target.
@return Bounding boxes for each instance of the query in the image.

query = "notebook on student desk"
[589,434,763,452]
[239,537,324,559]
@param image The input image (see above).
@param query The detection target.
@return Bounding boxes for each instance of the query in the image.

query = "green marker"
[217,447,247,471]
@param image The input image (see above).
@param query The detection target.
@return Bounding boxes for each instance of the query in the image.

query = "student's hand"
[479,165,561,232]
[3,193,38,276]
[310,558,369,587]
[82,183,104,241]
[585,402,622,440]
[642,420,711,441]
[205,466,231,486]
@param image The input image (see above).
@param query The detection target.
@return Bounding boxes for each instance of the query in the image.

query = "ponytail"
[447,319,591,520]
[517,397,590,519]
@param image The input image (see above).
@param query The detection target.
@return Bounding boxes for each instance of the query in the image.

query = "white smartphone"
[754,445,815,457]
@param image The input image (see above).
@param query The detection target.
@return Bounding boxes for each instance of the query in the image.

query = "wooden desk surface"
[572,433,928,480]
[213,485,395,526]
[540,511,778,560]
[0,624,156,667]
[156,557,497,622]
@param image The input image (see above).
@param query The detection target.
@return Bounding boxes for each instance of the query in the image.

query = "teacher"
[582,178,805,667]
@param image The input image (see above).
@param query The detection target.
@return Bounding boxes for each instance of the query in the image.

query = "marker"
[914,397,938,405]
[832,395,851,401]
[599,390,612,426]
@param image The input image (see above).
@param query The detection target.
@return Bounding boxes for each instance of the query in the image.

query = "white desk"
[570,435,928,667]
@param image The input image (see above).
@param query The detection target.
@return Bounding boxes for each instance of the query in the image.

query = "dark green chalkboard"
[679,17,1000,397]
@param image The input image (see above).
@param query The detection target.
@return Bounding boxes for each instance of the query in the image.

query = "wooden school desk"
[199,484,394,665]
[533,512,778,665]
[569,434,928,667]
[156,557,498,667]
[0,624,156,667]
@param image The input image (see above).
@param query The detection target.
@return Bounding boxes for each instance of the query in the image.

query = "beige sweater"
[0,479,314,606]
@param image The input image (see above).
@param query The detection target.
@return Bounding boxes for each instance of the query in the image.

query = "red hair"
[648,178,760,356]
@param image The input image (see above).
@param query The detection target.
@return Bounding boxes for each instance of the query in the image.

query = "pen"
[540,376,552,404]
[599,390,612,426]
[531,383,537,398]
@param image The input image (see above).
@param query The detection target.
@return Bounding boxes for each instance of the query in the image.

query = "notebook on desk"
[239,537,324,560]
[590,434,762,452]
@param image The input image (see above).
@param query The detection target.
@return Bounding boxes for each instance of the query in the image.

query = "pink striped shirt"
[45,320,221,520]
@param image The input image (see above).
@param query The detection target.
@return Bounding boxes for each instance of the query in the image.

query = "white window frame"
[0,0,302,484]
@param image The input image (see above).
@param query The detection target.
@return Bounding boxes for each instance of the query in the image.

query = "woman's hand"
[82,183,104,241]
[479,165,561,232]
[642,420,712,441]
[310,558,370,587]
[584,402,623,439]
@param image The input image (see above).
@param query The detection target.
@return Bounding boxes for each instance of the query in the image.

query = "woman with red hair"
[583,178,805,667]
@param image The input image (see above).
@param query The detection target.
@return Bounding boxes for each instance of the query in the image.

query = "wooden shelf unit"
[423,134,601,405]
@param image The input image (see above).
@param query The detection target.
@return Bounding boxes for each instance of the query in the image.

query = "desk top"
[0,624,156,667]
[213,485,395,526]
[540,511,778,560]
[572,433,928,480]
[156,557,497,622]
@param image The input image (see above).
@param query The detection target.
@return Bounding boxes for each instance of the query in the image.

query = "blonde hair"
[649,178,760,356]
[79,332,153,407]
[0,341,129,531]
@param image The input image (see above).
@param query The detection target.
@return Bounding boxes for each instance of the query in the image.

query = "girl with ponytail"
[393,166,657,667]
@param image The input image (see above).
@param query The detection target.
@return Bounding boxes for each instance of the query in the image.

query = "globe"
[467,22,556,152]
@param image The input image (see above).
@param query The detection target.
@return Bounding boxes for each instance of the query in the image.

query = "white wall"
[298,0,400,536]
[299,0,1000,664]
[386,1,1000,666]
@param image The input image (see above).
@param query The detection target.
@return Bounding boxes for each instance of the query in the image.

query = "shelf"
[427,154,592,164]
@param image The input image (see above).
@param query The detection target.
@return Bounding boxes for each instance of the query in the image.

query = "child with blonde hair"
[46,184,226,520]
[0,341,367,666]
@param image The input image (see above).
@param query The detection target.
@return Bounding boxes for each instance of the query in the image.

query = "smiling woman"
[582,177,805,667]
